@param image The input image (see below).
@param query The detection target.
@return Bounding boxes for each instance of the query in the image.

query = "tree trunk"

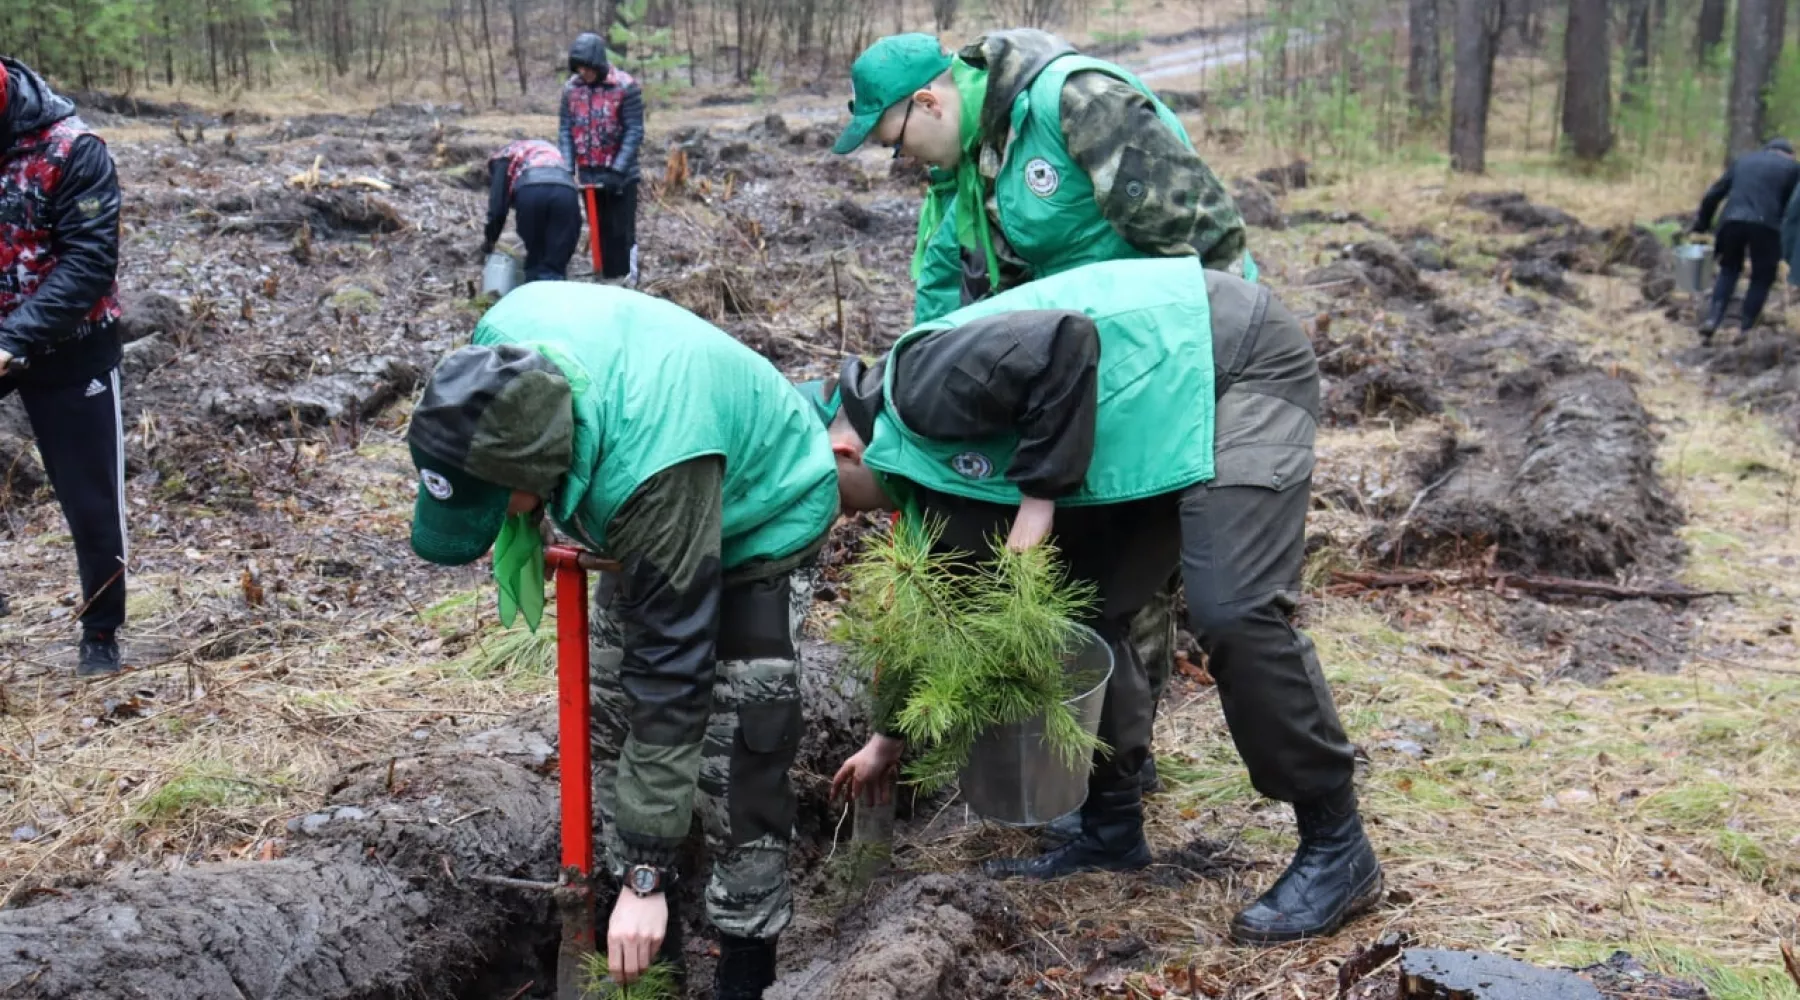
[1562,0,1613,159]
[1451,0,1505,171]
[1408,0,1443,121]
[1728,0,1775,156]
[510,0,529,94]
[478,0,502,105]
[0,644,869,1000]
[1623,0,1651,103]
[1696,0,1726,63]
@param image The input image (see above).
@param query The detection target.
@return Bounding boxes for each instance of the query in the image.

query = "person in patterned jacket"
[481,138,579,281]
[560,32,644,285]
[0,57,127,678]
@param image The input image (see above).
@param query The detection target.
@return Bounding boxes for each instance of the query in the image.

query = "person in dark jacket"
[822,257,1380,946]
[481,139,580,282]
[560,32,644,285]
[0,58,127,678]
[1693,137,1800,340]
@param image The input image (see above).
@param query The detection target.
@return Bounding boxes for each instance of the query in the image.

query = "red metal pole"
[547,544,594,999]
[583,186,604,278]
[549,545,593,876]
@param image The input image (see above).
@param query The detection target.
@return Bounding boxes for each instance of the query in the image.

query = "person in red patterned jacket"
[559,32,644,285]
[0,57,127,678]
[480,138,580,281]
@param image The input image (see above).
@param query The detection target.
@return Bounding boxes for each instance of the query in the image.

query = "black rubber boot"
[1039,757,1161,849]
[1229,784,1383,945]
[78,631,121,679]
[713,932,778,1000]
[988,783,1151,879]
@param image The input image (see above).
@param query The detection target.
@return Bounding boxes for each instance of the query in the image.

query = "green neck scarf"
[908,58,1000,289]
[493,511,546,631]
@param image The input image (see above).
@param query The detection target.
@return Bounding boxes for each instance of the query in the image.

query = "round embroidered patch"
[420,469,454,501]
[1024,158,1060,197]
[950,451,995,479]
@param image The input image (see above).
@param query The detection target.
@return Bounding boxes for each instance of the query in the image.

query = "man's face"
[579,66,601,85]
[830,422,894,513]
[872,83,962,169]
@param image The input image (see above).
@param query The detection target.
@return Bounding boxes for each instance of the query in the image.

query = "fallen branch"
[1327,569,1733,603]
[1781,939,1800,992]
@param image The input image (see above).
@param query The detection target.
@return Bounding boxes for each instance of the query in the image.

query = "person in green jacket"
[404,281,838,998]
[820,257,1381,945]
[834,29,1249,841]
[832,30,1251,326]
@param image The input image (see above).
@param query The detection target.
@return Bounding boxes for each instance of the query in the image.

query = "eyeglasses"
[890,100,914,160]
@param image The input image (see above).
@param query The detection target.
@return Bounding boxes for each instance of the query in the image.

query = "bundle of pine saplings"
[835,513,1104,793]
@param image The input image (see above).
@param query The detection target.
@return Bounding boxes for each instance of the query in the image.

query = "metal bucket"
[956,624,1114,827]
[480,251,524,300]
[1674,243,1714,295]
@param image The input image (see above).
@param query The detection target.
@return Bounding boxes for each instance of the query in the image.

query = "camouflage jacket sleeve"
[1058,71,1247,270]
[601,456,725,871]
[913,200,967,325]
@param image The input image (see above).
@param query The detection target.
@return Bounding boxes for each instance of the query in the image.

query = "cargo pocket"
[728,696,802,845]
[1211,389,1317,492]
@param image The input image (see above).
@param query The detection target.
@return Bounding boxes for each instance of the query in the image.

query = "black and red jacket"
[0,58,123,387]
[483,139,575,247]
[557,33,644,185]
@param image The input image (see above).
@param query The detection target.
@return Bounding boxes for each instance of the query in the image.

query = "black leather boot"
[1039,757,1162,849]
[987,783,1152,879]
[1229,784,1383,945]
[1699,293,1728,341]
[713,932,778,1000]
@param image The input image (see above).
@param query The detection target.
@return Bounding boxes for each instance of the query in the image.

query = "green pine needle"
[834,513,1107,794]
[579,956,680,1000]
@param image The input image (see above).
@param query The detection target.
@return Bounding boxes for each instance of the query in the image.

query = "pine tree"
[835,514,1104,794]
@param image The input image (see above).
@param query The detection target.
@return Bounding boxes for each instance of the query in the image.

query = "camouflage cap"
[406,344,574,566]
[833,34,954,154]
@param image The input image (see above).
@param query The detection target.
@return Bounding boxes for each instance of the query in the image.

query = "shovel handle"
[583,186,604,277]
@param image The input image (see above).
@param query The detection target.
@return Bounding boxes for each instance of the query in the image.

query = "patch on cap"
[420,468,454,500]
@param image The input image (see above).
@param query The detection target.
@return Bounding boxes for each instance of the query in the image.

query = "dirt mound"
[1507,599,1693,683]
[767,874,1019,1000]
[1310,240,1434,302]
[1462,190,1583,232]
[201,356,421,430]
[1384,368,1681,577]
[1326,366,1444,426]
[1510,258,1582,302]
[1233,177,1286,229]
[1255,159,1310,193]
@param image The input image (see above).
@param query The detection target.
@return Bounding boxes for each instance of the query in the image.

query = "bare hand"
[606,889,668,984]
[1006,496,1056,552]
[0,349,13,374]
[831,734,904,806]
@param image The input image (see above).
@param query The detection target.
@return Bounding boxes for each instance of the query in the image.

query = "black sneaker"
[78,634,122,678]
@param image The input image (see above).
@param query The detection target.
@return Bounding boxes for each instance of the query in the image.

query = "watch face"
[631,866,658,895]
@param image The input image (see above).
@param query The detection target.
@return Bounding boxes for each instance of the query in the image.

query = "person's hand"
[606,889,668,984]
[479,240,496,259]
[0,349,12,375]
[1006,496,1056,552]
[831,734,904,806]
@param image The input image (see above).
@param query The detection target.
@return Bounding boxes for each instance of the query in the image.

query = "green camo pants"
[588,568,812,940]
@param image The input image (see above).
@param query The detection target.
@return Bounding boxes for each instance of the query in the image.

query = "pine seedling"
[835,513,1104,794]
[579,956,680,1000]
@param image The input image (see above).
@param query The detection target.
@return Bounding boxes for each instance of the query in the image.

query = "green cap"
[409,441,514,566]
[833,34,954,154]
[405,342,575,566]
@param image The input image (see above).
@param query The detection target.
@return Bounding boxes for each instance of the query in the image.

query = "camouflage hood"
[955,30,1076,157]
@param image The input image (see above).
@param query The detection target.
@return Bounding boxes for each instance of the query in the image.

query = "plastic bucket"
[480,251,524,300]
[956,624,1114,826]
[1674,243,1714,295]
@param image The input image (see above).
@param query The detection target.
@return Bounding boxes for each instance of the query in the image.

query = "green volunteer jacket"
[474,282,838,871]
[912,30,1250,324]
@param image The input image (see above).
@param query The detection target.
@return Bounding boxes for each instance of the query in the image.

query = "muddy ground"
[2,97,1796,1000]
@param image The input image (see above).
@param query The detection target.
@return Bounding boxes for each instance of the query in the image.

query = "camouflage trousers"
[588,568,813,941]
[1131,581,1178,722]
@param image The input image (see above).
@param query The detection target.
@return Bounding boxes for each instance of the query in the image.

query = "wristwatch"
[626,863,675,897]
